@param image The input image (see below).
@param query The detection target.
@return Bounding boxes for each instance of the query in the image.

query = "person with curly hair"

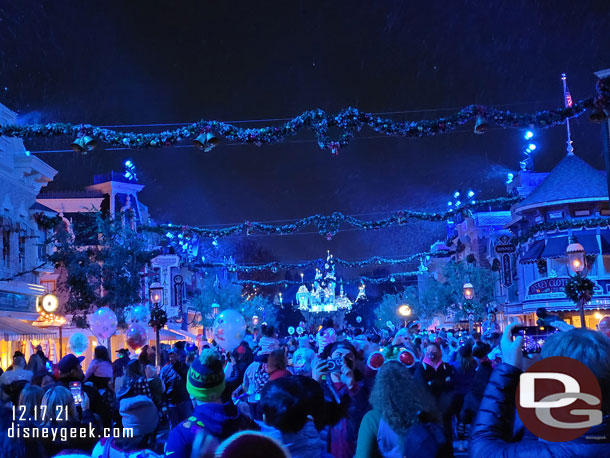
[355,360,450,458]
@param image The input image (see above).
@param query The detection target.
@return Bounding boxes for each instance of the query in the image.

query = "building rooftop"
[515,154,608,213]
[37,190,105,199]
[29,202,57,213]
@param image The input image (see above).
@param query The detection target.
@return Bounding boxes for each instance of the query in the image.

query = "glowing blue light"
[124,160,133,168]
[467,190,475,198]
[455,200,462,207]
[506,172,514,184]
[471,200,476,205]
[25,150,31,156]
[201,255,206,262]
[212,238,219,247]
[453,191,460,198]
[524,131,534,140]
[178,233,183,239]
[165,232,173,239]
[528,143,536,151]
[124,171,133,179]
[447,201,453,207]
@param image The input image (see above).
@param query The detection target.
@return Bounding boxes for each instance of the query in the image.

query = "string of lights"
[233,270,424,287]
[1,76,608,154]
[148,196,523,240]
[199,250,454,273]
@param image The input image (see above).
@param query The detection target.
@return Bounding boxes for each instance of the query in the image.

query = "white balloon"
[90,307,118,340]
[213,309,246,352]
[128,305,150,324]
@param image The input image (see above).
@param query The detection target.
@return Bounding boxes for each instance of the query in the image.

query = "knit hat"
[187,349,225,402]
[215,431,290,458]
[119,395,159,436]
[258,336,279,355]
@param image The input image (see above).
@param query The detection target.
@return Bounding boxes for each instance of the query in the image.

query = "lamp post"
[566,236,588,328]
[149,282,164,366]
[398,304,411,328]
[463,282,475,333]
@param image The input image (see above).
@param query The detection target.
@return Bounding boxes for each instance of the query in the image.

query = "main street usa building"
[508,152,610,328]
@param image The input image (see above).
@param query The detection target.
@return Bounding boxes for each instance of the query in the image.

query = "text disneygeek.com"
[7,423,134,441]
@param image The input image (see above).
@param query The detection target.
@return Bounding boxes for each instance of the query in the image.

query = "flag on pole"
[562,73,573,108]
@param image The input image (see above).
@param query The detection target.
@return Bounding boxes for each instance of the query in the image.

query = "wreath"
[565,276,595,303]
[149,304,168,329]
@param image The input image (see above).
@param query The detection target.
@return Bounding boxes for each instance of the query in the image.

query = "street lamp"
[463,282,475,333]
[463,282,475,300]
[398,304,411,328]
[566,236,588,328]
[34,293,67,359]
[149,282,164,366]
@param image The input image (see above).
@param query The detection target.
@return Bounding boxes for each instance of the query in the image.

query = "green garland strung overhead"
[149,196,523,240]
[2,77,609,154]
[234,270,424,287]
[512,217,610,244]
[200,250,454,273]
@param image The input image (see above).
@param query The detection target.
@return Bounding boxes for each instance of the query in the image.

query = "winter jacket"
[355,409,450,458]
[321,379,370,458]
[160,362,190,405]
[92,437,162,458]
[470,362,610,458]
[262,421,331,458]
[460,359,492,422]
[164,401,258,458]
[413,360,455,399]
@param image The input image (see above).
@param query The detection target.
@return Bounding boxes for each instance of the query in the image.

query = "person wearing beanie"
[164,349,258,458]
[91,395,161,458]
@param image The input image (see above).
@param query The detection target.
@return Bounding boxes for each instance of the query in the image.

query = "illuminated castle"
[296,252,353,313]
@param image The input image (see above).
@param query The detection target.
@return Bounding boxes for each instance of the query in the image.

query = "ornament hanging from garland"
[565,276,595,304]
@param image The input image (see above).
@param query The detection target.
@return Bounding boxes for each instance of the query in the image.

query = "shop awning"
[541,235,600,259]
[147,328,192,342]
[0,317,59,341]
[520,240,546,264]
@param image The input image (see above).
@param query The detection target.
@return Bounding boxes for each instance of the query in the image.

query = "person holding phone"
[470,323,610,457]
[39,385,99,455]
[313,341,369,458]
[56,353,106,428]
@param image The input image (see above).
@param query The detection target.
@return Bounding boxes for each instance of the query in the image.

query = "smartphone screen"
[512,326,555,353]
[69,381,82,405]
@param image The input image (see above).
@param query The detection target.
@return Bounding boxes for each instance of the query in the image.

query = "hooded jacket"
[470,362,610,457]
[164,401,258,458]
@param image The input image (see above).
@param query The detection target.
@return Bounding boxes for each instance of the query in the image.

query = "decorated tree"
[191,271,277,328]
[50,212,155,328]
[381,261,496,326]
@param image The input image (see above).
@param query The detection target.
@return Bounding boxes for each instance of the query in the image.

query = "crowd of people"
[0,311,609,458]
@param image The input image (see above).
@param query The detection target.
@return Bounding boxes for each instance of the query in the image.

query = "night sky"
[1,1,609,273]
